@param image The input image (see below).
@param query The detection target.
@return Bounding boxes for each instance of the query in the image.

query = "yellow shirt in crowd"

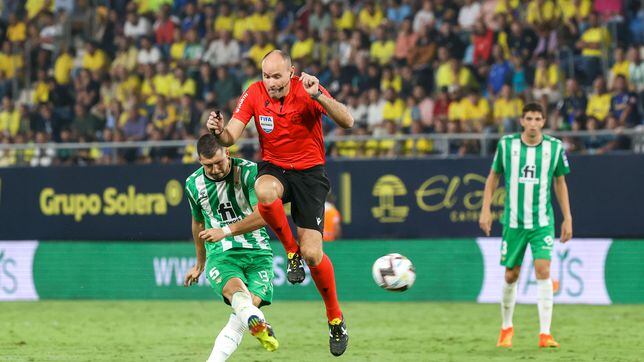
[493,97,524,120]
[7,22,26,43]
[82,50,108,72]
[581,27,611,57]
[334,10,355,30]
[586,93,612,121]
[370,40,396,65]
[248,43,276,68]
[291,38,314,61]
[382,99,405,123]
[54,53,74,85]
[358,8,384,31]
[461,98,490,122]
[0,109,21,137]
[215,15,235,33]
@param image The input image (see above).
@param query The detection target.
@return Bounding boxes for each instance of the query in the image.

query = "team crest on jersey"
[259,115,274,133]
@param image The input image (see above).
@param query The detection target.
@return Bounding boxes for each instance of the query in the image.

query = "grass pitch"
[1,301,642,361]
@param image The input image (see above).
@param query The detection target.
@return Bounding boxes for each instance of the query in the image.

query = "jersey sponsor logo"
[217,202,241,223]
[562,151,569,168]
[259,115,274,133]
[519,164,539,184]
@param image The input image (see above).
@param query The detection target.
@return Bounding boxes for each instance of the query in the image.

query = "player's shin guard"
[231,291,264,327]
[537,279,553,334]
[501,281,517,329]
[308,253,342,321]
[258,199,299,254]
[208,313,247,362]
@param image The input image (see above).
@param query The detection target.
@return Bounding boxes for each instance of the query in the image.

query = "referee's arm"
[314,94,354,129]
[207,113,246,146]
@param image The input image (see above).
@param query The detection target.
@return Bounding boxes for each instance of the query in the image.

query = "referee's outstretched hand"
[207,110,224,136]
[300,72,320,97]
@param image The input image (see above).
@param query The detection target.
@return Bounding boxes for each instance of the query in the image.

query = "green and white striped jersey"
[185,157,271,255]
[492,134,570,230]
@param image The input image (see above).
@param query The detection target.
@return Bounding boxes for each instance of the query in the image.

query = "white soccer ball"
[372,253,416,292]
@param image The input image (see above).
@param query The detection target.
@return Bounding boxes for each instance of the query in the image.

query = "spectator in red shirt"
[472,20,494,65]
[154,5,175,50]
[206,50,353,356]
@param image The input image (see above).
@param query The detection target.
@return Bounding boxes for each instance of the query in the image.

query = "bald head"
[262,50,294,99]
[262,50,292,70]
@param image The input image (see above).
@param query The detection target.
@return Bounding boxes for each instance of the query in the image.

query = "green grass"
[1,301,642,361]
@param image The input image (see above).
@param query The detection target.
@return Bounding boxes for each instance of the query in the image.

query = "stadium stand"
[0,0,642,166]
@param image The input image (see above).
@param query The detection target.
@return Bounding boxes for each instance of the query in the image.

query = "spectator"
[487,46,512,96]
[30,131,56,167]
[213,67,240,109]
[611,75,639,127]
[358,1,385,32]
[494,84,522,132]
[586,77,612,122]
[124,10,151,41]
[576,12,610,86]
[136,36,161,66]
[309,2,332,37]
[414,1,435,33]
[458,0,482,33]
[203,30,241,68]
[556,79,588,129]
[608,47,630,89]
[72,103,104,140]
[393,18,418,66]
[0,96,20,137]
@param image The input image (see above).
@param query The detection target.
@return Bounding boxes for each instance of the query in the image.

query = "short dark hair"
[522,102,545,118]
[197,133,224,158]
[262,49,292,68]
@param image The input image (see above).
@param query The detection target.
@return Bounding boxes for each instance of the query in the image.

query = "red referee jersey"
[232,76,332,170]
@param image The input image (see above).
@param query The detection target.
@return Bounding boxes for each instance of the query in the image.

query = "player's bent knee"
[255,186,278,204]
[300,243,323,266]
[221,278,248,300]
[251,294,263,307]
[504,268,520,283]
[255,178,282,204]
[534,260,551,279]
[535,268,550,280]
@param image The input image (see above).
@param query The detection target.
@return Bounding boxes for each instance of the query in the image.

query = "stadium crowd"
[0,0,642,166]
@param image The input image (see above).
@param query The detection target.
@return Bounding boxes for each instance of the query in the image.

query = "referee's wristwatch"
[311,89,323,100]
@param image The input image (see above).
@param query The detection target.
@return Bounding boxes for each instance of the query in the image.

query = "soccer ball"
[371,253,416,291]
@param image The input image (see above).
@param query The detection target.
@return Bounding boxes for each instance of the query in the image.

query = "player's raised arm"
[301,72,354,129]
[206,110,246,146]
[479,169,501,236]
[554,175,573,243]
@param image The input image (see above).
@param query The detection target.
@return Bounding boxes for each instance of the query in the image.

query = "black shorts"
[257,161,330,233]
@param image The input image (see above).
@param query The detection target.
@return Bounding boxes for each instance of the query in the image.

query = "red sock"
[258,199,299,254]
[308,253,342,321]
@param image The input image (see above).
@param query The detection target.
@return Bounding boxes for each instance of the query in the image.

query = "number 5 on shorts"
[209,267,220,280]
